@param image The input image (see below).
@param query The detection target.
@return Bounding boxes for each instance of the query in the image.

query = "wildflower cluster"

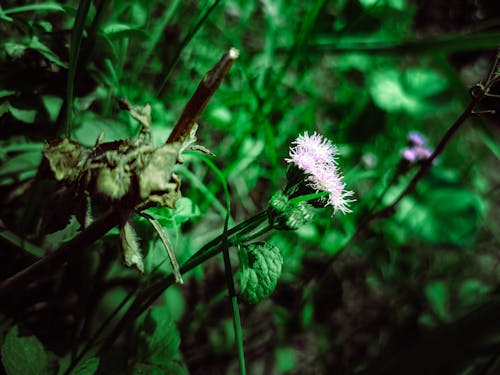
[402,131,433,163]
[284,132,354,214]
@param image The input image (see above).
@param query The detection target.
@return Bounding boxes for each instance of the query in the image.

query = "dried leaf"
[42,138,87,182]
[120,220,144,272]
[138,143,181,200]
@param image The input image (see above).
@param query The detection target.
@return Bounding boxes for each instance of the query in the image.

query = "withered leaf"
[42,138,87,182]
[138,143,181,200]
[120,219,144,272]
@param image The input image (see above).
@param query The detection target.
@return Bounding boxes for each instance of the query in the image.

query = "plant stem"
[220,204,247,375]
[62,0,91,137]
[0,209,120,300]
[98,210,268,354]
[166,47,239,144]
[297,70,500,313]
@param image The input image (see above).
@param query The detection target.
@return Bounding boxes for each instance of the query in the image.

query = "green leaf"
[240,242,283,304]
[145,197,200,227]
[368,67,448,114]
[458,279,491,306]
[402,67,447,99]
[359,0,406,10]
[0,150,42,178]
[101,23,150,40]
[275,347,296,373]
[69,357,99,375]
[425,281,449,321]
[394,175,484,247]
[133,303,187,374]
[8,103,37,123]
[42,96,64,123]
[1,326,49,375]
[2,3,65,15]
[29,37,68,69]
[0,90,15,99]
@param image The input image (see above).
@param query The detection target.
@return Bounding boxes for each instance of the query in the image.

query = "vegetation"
[1,1,500,374]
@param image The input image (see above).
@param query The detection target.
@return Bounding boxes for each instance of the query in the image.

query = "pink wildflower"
[286,132,354,214]
[408,131,426,147]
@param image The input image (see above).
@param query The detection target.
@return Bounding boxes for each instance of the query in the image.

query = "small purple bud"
[408,132,426,147]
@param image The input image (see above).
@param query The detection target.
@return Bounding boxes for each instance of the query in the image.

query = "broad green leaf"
[402,67,447,98]
[240,242,283,304]
[395,176,484,247]
[171,197,201,225]
[275,347,296,373]
[134,303,187,373]
[0,90,15,99]
[42,96,64,123]
[459,279,491,306]
[369,69,419,113]
[0,150,42,178]
[369,67,449,114]
[8,104,36,123]
[145,197,200,227]
[1,326,49,375]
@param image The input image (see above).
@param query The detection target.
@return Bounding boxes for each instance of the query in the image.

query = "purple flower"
[402,145,433,163]
[408,131,426,147]
[286,132,354,214]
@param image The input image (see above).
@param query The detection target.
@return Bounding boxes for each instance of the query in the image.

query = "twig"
[166,48,239,144]
[0,209,120,301]
[298,54,500,310]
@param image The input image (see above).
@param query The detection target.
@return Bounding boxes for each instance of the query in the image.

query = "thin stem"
[238,224,273,244]
[298,71,498,312]
[156,0,223,97]
[64,290,135,375]
[220,209,247,375]
[165,47,239,144]
[62,0,91,137]
[0,209,120,300]
[98,211,268,355]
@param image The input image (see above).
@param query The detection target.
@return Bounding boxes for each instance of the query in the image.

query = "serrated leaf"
[1,326,49,375]
[240,242,283,304]
[135,304,186,370]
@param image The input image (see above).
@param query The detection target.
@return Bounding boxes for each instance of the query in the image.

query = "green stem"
[221,215,247,375]
[98,210,268,354]
[63,0,91,137]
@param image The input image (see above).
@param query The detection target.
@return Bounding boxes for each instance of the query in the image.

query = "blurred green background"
[1,0,500,374]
